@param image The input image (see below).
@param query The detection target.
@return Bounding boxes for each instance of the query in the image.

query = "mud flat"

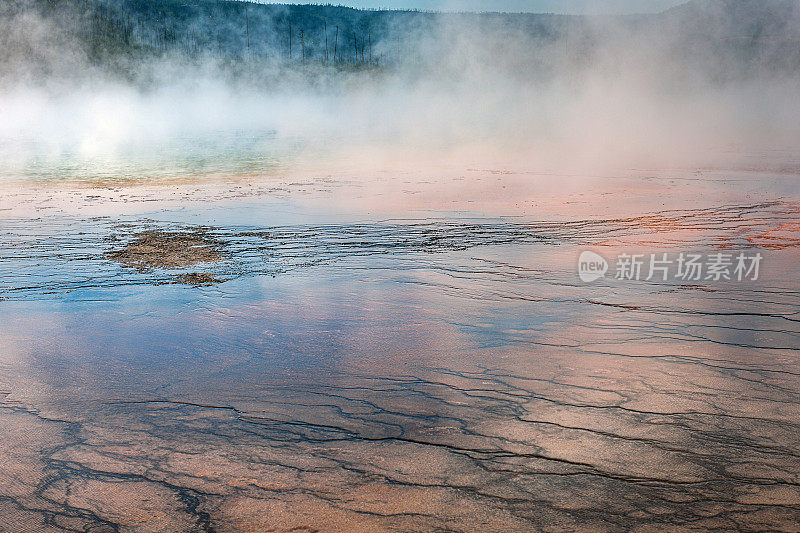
[105,230,227,285]
[106,230,226,270]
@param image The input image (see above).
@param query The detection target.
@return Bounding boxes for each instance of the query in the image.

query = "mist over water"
[2,0,800,183]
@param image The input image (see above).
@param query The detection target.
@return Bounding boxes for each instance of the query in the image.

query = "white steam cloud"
[1,0,799,181]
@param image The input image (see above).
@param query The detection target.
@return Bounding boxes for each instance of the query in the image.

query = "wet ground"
[0,162,799,532]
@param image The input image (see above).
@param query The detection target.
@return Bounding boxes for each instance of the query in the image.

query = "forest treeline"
[2,0,799,83]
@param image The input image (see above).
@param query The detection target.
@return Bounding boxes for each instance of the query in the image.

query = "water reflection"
[0,129,289,183]
[0,181,799,529]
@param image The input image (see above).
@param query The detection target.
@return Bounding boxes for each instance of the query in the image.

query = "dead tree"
[244,4,250,58]
[334,25,338,64]
[300,29,305,63]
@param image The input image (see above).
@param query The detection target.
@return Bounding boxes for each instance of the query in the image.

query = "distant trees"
[47,0,396,68]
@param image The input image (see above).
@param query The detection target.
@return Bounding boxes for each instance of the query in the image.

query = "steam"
[1,0,799,181]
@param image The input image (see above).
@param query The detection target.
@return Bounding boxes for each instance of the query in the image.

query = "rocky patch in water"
[106,230,225,271]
